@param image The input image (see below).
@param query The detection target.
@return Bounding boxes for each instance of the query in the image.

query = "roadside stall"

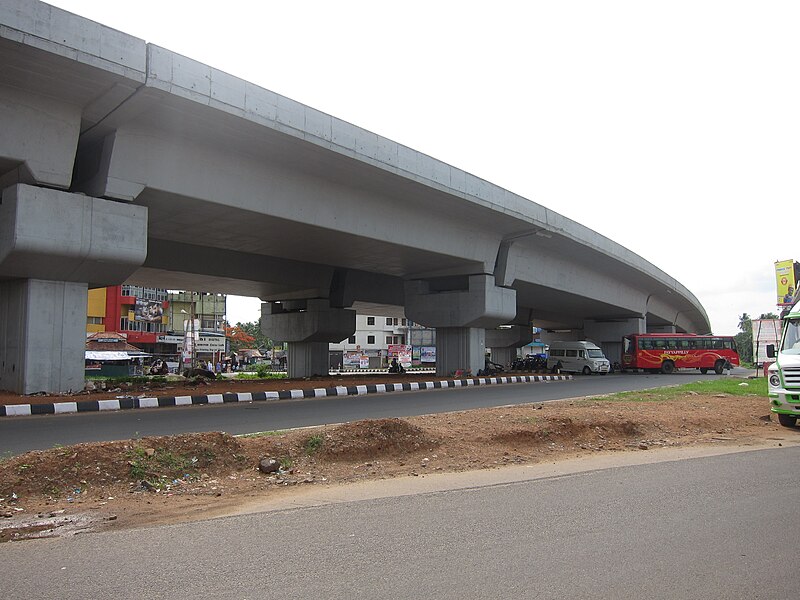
[85,332,150,377]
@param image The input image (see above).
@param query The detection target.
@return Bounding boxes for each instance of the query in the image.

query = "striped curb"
[0,374,572,417]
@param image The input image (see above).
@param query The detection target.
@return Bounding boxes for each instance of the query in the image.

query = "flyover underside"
[0,3,711,389]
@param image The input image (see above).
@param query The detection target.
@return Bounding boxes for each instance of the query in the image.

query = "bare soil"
[1,377,797,542]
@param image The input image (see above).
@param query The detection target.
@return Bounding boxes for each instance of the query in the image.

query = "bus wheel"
[700,368,708,374]
[777,413,797,428]
[713,360,725,375]
[582,366,592,375]
[660,360,675,374]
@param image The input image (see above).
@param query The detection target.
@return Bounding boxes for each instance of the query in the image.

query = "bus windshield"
[587,349,605,358]
[781,319,800,355]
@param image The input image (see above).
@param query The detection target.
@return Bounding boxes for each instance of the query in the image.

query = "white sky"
[48,1,799,335]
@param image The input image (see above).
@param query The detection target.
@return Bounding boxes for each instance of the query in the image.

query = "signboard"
[134,298,164,323]
[343,351,370,368]
[775,260,797,306]
[388,344,412,367]
[420,346,436,363]
[164,334,225,353]
[182,319,200,340]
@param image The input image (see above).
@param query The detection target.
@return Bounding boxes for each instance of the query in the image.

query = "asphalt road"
[0,370,751,456]
[1,446,796,599]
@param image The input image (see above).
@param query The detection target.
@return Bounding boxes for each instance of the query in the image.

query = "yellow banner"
[775,260,796,305]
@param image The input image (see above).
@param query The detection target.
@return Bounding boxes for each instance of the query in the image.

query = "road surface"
[1,445,795,599]
[0,371,750,455]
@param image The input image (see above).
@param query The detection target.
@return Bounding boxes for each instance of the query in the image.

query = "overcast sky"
[49,1,799,335]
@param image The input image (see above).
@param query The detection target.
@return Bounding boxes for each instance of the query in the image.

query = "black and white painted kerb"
[0,374,572,417]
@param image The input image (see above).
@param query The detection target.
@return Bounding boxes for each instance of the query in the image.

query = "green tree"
[735,313,753,364]
[759,312,779,320]
[227,320,272,353]
[738,313,751,332]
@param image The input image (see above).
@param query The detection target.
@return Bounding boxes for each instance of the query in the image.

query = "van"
[547,341,610,375]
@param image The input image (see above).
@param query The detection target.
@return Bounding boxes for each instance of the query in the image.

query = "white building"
[329,315,435,369]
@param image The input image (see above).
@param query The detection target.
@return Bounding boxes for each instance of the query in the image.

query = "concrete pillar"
[485,325,534,367]
[490,347,515,367]
[0,279,88,394]
[261,299,355,378]
[0,184,147,393]
[287,342,331,379]
[405,274,516,376]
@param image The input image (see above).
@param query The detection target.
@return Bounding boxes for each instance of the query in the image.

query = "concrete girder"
[0,84,81,188]
[405,274,517,376]
[0,184,147,287]
[75,123,500,278]
[261,299,356,378]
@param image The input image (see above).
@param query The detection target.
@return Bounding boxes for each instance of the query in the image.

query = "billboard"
[134,298,164,323]
[775,260,798,306]
[388,344,412,367]
[343,351,368,368]
[419,346,436,363]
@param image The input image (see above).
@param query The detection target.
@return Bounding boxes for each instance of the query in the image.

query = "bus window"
[723,339,732,349]
[678,339,690,349]
[566,350,577,357]
[654,339,666,349]
[666,338,678,349]
[713,338,724,349]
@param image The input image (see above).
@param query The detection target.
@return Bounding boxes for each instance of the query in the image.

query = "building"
[87,285,169,354]
[86,287,227,365]
[328,315,436,369]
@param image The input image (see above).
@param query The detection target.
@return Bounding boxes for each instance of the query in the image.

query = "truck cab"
[767,303,800,427]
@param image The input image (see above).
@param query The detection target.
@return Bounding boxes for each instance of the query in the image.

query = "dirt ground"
[1,376,797,542]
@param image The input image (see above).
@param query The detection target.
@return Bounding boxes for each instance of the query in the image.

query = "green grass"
[593,377,767,403]
[236,430,289,438]
[127,446,206,489]
[235,371,287,380]
[304,434,324,455]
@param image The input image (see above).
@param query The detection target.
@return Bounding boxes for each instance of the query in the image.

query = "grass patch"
[596,377,767,403]
[304,434,324,455]
[237,430,288,438]
[127,446,208,490]
[235,370,287,381]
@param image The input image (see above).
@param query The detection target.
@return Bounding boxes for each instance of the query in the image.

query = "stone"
[259,458,281,474]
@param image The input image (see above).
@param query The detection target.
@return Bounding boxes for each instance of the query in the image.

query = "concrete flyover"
[0,0,709,393]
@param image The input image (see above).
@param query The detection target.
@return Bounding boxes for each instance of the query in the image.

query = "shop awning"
[85,351,147,361]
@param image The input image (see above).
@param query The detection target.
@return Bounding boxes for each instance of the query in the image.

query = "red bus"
[621,333,740,374]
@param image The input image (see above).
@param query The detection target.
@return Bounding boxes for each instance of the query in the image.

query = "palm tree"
[738,313,751,332]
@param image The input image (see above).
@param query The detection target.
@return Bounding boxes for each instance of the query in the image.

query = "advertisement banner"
[134,298,164,323]
[420,346,436,363]
[343,351,363,368]
[388,344,412,367]
[775,260,796,306]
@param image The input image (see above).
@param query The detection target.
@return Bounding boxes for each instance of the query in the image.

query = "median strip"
[0,374,572,417]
